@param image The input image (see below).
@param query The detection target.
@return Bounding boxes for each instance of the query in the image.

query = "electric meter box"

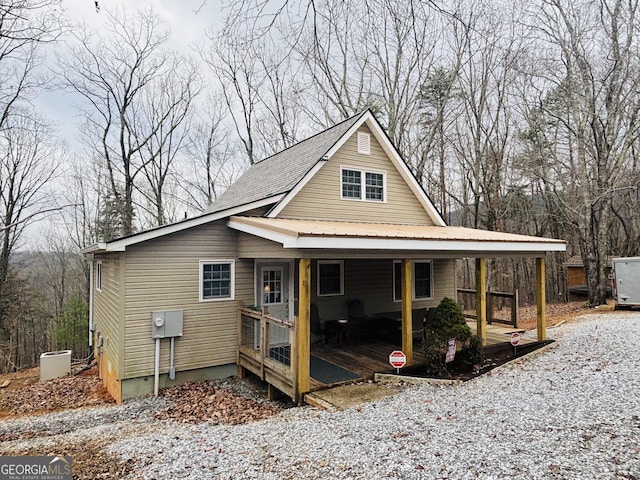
[151,310,183,339]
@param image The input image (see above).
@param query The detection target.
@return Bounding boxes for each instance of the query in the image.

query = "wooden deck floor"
[310,339,426,389]
[309,321,530,389]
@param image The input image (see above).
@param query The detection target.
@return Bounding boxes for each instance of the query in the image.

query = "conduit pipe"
[154,337,160,396]
[169,337,176,380]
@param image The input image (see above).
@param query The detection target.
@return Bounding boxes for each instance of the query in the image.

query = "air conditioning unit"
[40,350,72,381]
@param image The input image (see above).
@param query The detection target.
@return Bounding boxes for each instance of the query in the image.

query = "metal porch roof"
[227,217,566,254]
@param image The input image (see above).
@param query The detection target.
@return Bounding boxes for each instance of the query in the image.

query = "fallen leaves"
[7,439,136,480]
[155,381,281,425]
[0,369,114,416]
[512,301,591,330]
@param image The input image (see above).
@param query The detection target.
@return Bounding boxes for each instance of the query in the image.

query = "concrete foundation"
[121,364,239,401]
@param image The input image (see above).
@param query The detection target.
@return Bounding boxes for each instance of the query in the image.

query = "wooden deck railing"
[457,288,519,328]
[237,306,298,401]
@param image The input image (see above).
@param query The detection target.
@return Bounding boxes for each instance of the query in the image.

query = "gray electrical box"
[151,310,184,339]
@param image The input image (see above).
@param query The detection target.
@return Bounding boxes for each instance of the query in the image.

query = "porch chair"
[346,298,373,342]
[412,307,436,341]
[310,303,336,345]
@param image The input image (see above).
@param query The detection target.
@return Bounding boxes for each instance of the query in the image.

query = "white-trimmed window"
[357,131,371,154]
[200,260,235,301]
[317,260,344,296]
[393,260,433,301]
[96,262,102,292]
[341,167,386,202]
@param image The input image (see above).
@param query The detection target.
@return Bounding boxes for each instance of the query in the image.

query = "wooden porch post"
[475,258,487,346]
[401,259,413,365]
[536,257,547,341]
[296,258,311,402]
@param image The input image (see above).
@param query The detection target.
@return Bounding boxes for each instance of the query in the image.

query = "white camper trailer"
[612,257,640,308]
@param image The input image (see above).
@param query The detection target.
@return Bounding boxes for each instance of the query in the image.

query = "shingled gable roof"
[205,111,367,214]
[81,110,448,253]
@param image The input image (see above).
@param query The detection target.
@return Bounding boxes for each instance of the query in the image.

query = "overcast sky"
[37,0,224,145]
[25,0,227,250]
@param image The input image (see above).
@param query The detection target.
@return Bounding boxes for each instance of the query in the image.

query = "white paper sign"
[445,338,456,363]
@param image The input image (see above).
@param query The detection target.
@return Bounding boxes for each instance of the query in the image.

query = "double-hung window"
[341,167,386,202]
[393,260,433,301]
[317,260,344,296]
[200,260,235,301]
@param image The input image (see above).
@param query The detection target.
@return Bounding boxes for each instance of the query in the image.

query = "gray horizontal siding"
[311,258,455,320]
[122,221,253,378]
[93,253,124,377]
[237,232,302,259]
[278,126,434,225]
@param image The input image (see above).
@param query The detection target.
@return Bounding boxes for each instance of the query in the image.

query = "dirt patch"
[0,366,114,418]
[0,375,284,479]
[0,367,40,394]
[452,340,554,380]
[308,381,401,410]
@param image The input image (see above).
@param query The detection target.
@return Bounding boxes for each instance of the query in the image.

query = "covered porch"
[237,302,535,401]
[231,217,565,403]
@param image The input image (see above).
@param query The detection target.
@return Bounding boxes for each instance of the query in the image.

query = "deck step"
[304,391,338,411]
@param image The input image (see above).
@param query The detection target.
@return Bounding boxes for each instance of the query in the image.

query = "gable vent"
[357,132,371,155]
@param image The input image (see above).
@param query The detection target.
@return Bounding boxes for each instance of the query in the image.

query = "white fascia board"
[323,112,369,159]
[80,243,107,254]
[227,219,299,247]
[92,196,284,253]
[268,113,369,218]
[268,161,328,218]
[292,236,567,252]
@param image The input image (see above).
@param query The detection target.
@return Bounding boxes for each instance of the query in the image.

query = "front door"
[256,262,291,322]
[256,262,292,363]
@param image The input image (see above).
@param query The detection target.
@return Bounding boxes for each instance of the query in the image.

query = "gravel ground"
[2,312,640,479]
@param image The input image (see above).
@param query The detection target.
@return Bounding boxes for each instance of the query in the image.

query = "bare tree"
[0,0,63,130]
[0,112,62,334]
[59,7,199,237]
[181,96,244,211]
[136,62,201,227]
[525,0,640,304]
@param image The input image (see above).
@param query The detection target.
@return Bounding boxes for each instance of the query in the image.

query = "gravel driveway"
[3,312,640,479]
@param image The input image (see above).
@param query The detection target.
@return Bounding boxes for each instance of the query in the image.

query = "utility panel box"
[612,257,640,307]
[151,310,184,339]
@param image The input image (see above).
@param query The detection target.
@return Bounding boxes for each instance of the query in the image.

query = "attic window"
[341,167,386,202]
[357,132,370,155]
